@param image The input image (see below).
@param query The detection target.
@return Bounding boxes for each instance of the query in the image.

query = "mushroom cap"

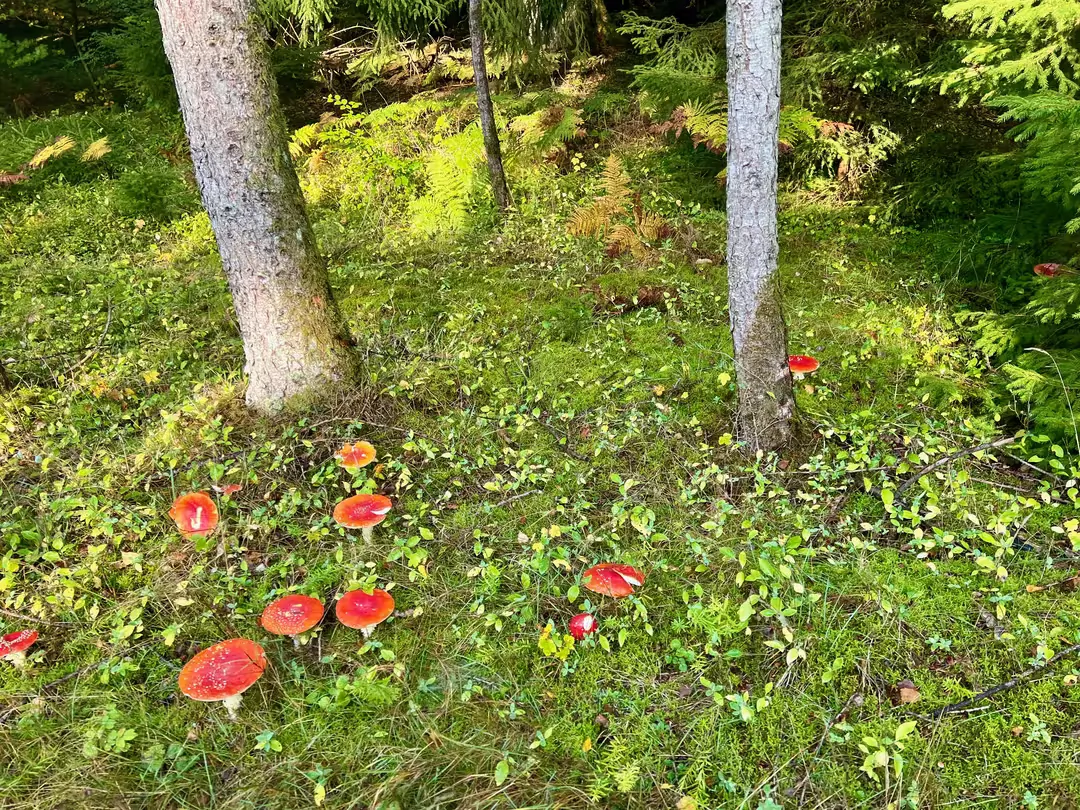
[0,629,38,657]
[788,355,820,374]
[333,494,392,529]
[169,492,219,538]
[582,564,646,598]
[335,589,395,630]
[178,639,266,702]
[568,613,598,641]
[261,595,325,636]
[336,441,376,470]
[1034,263,1067,278]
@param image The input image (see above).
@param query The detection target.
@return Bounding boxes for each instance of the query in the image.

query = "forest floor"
[2,85,1080,810]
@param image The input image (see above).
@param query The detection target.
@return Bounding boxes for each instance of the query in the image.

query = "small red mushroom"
[178,638,266,720]
[569,613,598,641]
[788,355,820,375]
[335,441,376,470]
[169,492,219,538]
[333,493,392,542]
[1034,263,1071,278]
[0,630,38,669]
[212,483,243,496]
[261,595,324,647]
[336,588,395,638]
[582,564,646,598]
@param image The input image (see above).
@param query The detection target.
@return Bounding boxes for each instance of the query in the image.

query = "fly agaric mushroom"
[169,492,219,538]
[335,588,395,638]
[569,613,598,641]
[0,630,38,669]
[582,564,646,598]
[1034,263,1071,278]
[261,595,324,647]
[788,355,820,375]
[333,494,392,542]
[335,441,376,470]
[178,638,266,720]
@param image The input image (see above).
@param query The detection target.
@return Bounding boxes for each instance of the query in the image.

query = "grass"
[2,90,1080,810]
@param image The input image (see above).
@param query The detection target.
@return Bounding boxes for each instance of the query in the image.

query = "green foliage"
[8,22,1080,809]
[90,14,177,108]
[409,121,485,236]
[937,0,1080,99]
[993,92,1080,231]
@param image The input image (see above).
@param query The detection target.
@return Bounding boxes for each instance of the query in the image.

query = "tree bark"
[469,0,512,212]
[157,0,355,412]
[725,0,794,452]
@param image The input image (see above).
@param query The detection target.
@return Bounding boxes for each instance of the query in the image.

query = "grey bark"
[469,0,512,211]
[725,0,794,451]
[157,0,355,412]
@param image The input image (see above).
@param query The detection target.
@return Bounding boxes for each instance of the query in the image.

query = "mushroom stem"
[360,625,374,639]
[292,636,301,649]
[4,651,27,669]
[222,693,243,721]
[362,526,373,543]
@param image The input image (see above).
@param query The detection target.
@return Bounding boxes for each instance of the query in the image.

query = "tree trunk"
[725,0,794,452]
[469,0,512,212]
[157,0,355,412]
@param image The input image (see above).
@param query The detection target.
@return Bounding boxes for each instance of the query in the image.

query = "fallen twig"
[927,641,1080,719]
[895,435,1021,497]
[795,691,862,800]
[494,489,540,509]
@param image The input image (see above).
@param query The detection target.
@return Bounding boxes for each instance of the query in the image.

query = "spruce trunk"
[469,0,512,211]
[157,0,355,412]
[725,0,794,451]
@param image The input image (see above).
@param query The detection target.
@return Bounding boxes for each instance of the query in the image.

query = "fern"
[508,105,584,156]
[28,136,75,169]
[567,156,672,261]
[80,137,111,162]
[409,122,483,236]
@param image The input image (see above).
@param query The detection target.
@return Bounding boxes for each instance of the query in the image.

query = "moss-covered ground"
[2,90,1079,809]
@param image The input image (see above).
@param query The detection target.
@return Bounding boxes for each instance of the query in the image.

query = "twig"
[1002,451,1064,480]
[0,607,73,627]
[494,489,540,509]
[927,641,1080,719]
[895,435,1021,497]
[795,692,862,800]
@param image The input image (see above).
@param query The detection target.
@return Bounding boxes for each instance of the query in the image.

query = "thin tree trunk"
[725,0,794,452]
[469,0,512,211]
[157,0,355,412]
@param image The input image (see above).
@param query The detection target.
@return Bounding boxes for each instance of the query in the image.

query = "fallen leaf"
[582,737,592,752]
[896,679,921,704]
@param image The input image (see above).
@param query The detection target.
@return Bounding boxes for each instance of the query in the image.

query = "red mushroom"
[261,595,325,647]
[178,638,266,720]
[569,613,598,641]
[169,492,219,538]
[0,629,38,669]
[335,441,376,470]
[788,355,819,375]
[335,588,395,638]
[582,564,646,598]
[333,494,392,542]
[1034,263,1071,278]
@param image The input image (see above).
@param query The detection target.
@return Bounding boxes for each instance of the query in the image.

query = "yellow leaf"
[313,783,326,806]
[582,737,592,752]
